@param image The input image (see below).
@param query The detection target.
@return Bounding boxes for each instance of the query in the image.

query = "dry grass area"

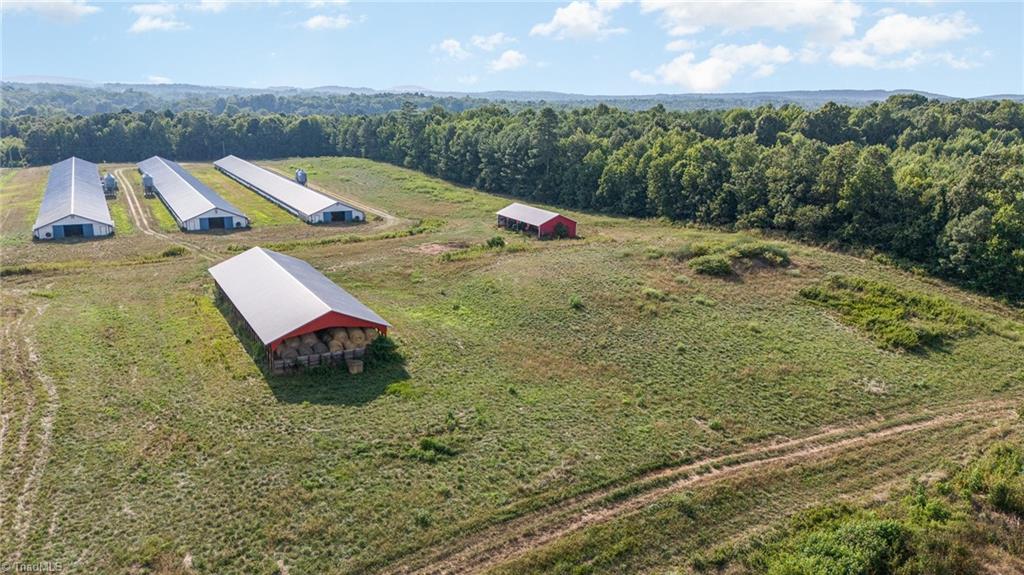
[1,157,1021,574]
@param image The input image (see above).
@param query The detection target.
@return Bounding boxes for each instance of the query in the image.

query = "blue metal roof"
[137,156,246,223]
[33,157,113,231]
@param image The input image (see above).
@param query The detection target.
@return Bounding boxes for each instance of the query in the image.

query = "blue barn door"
[83,224,94,237]
[200,218,209,230]
[53,226,64,239]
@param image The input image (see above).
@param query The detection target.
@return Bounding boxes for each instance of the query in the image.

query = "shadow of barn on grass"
[214,295,409,406]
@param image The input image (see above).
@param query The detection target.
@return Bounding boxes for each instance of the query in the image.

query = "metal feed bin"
[295,169,307,186]
[142,172,156,197]
[102,173,118,196]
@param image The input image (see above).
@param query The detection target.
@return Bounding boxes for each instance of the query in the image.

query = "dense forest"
[2,95,1022,300]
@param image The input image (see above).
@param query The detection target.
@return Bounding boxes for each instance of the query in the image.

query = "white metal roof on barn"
[496,203,562,227]
[213,155,354,219]
[208,247,390,346]
[137,156,246,223]
[33,157,114,231]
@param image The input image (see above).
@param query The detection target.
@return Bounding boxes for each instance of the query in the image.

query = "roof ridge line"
[257,248,333,340]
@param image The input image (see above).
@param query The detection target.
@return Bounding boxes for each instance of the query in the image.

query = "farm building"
[496,203,577,239]
[209,247,390,373]
[213,155,364,224]
[32,157,114,240]
[137,156,250,231]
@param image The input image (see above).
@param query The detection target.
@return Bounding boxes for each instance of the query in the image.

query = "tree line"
[2,95,1022,300]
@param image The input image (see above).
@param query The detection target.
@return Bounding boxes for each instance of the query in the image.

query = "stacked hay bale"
[275,327,382,366]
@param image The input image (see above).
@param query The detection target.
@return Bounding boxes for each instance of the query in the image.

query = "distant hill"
[2,80,1020,116]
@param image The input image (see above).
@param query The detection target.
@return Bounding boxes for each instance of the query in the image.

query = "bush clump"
[688,254,733,276]
[486,235,506,248]
[160,246,187,258]
[729,241,791,267]
[365,335,403,365]
[800,274,980,351]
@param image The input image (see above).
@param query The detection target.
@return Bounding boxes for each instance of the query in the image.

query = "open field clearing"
[1,157,1022,574]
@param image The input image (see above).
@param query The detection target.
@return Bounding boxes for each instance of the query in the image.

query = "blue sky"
[2,1,1021,96]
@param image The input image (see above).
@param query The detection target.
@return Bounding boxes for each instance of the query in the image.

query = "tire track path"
[386,399,1018,575]
[0,297,58,563]
[114,168,218,261]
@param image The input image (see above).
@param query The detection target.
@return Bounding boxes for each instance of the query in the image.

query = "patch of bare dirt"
[407,242,469,256]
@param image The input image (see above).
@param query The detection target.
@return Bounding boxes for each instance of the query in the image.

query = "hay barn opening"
[209,247,390,374]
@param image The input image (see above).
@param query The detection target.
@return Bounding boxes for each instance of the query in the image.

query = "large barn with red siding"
[496,203,577,239]
[209,247,390,372]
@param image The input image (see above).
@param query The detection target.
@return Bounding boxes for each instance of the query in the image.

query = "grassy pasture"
[1,157,1022,574]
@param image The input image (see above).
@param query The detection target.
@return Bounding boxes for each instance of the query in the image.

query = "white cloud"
[640,0,862,43]
[435,38,470,60]
[129,5,189,34]
[640,43,793,92]
[530,1,626,40]
[629,70,657,84]
[2,1,100,22]
[307,0,348,6]
[664,39,696,52]
[860,12,976,54]
[829,11,979,69]
[471,32,515,51]
[303,13,351,30]
[147,75,172,84]
[457,75,479,85]
[488,49,528,72]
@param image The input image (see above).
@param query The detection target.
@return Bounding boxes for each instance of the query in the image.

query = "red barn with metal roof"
[496,202,577,239]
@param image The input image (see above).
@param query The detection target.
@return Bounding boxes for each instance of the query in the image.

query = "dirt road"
[386,399,1018,575]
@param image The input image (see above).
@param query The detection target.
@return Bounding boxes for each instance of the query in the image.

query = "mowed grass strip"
[2,157,1022,574]
[186,164,300,227]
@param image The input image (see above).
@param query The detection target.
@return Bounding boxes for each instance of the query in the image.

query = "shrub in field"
[765,519,910,575]
[366,335,402,365]
[671,242,716,261]
[961,442,1024,516]
[688,254,733,276]
[486,235,505,248]
[799,274,983,351]
[569,295,584,310]
[553,221,570,239]
[160,246,187,258]
[729,241,791,267]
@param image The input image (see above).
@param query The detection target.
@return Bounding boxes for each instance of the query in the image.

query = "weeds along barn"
[32,157,114,240]
[497,202,577,239]
[213,155,364,224]
[137,156,250,231]
[209,247,390,374]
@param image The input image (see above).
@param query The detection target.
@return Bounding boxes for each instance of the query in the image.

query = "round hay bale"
[319,331,333,343]
[300,333,318,346]
[328,339,344,352]
[313,341,328,354]
[280,348,298,359]
[347,328,366,345]
[298,345,314,357]
[364,328,379,342]
[342,339,357,351]
[330,327,348,338]
[285,337,301,349]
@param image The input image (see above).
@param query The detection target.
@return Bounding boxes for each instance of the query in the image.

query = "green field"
[1,157,1021,574]
[186,163,303,227]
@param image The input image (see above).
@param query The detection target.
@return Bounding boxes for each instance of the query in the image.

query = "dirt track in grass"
[385,398,1018,575]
